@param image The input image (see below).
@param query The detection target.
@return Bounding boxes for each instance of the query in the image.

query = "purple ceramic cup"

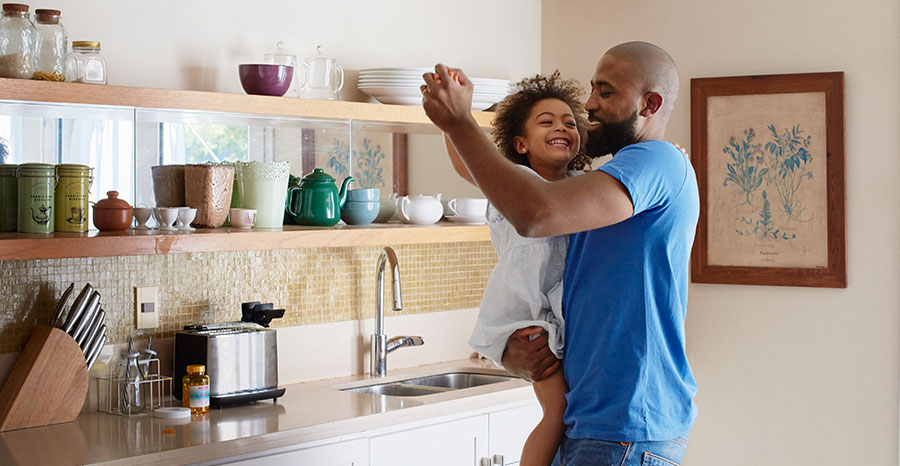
[238,64,294,97]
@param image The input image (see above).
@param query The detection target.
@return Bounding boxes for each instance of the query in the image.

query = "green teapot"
[285,169,353,226]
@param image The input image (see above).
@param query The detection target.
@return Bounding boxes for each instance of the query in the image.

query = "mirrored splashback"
[0,100,412,215]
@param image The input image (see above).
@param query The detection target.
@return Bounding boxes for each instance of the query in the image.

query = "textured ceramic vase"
[184,164,234,228]
[151,165,185,208]
[237,161,290,229]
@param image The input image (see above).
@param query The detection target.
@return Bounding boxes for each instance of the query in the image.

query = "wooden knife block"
[0,326,89,431]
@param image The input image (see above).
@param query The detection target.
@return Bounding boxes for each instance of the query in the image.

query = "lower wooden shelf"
[0,223,491,261]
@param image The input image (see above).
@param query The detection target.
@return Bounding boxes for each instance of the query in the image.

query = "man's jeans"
[552,435,688,466]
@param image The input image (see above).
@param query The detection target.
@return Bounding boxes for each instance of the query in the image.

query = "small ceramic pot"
[373,194,398,223]
[92,191,133,231]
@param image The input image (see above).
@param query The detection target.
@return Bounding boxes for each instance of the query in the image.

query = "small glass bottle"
[0,3,35,79]
[32,9,66,81]
[182,364,210,415]
[65,40,106,84]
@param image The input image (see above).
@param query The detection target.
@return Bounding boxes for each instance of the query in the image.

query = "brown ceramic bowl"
[92,191,133,231]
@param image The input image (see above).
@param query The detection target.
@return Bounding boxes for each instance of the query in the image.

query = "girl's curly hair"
[490,71,591,171]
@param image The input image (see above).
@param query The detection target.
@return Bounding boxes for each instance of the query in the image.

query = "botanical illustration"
[321,135,389,189]
[723,124,813,242]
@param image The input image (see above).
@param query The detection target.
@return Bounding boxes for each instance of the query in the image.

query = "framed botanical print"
[690,72,846,288]
[301,129,408,195]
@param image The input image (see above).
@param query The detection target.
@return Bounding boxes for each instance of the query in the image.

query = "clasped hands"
[420,64,478,133]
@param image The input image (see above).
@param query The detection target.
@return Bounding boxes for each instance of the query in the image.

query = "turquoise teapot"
[285,169,353,226]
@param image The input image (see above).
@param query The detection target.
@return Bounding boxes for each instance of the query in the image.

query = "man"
[421,41,697,465]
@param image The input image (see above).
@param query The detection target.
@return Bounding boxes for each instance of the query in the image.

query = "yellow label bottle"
[182,364,210,415]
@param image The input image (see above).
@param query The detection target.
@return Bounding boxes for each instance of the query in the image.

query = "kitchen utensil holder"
[0,326,89,431]
[96,358,173,416]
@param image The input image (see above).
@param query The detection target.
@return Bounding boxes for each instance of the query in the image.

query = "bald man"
[422,41,698,465]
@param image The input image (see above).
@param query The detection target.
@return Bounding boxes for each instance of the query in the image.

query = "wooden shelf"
[0,223,490,261]
[0,78,494,129]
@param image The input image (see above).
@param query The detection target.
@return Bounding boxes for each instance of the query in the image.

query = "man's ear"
[513,136,528,154]
[640,92,663,117]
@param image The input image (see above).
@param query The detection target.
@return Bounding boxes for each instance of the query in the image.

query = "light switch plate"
[135,286,160,329]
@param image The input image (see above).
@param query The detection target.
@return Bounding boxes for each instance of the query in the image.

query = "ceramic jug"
[396,194,443,225]
[285,168,353,226]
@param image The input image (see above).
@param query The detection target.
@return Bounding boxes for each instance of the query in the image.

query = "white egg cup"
[133,206,153,230]
[178,207,197,231]
[155,207,179,231]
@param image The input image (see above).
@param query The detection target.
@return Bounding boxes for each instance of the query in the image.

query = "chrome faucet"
[372,246,424,377]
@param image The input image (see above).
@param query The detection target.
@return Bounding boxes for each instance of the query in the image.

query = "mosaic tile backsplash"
[0,242,497,354]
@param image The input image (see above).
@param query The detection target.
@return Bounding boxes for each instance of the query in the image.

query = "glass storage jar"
[65,40,106,84]
[32,9,65,81]
[0,3,35,79]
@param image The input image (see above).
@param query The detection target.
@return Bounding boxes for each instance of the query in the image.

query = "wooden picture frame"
[690,72,846,288]
[301,129,408,196]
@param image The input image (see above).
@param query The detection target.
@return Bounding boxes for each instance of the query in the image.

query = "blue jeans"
[552,435,688,466]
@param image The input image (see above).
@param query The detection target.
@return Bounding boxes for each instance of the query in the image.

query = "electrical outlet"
[135,286,160,329]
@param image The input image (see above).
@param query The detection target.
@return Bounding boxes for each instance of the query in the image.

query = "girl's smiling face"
[513,98,581,180]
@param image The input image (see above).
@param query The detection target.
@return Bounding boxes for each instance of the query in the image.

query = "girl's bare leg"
[520,369,567,466]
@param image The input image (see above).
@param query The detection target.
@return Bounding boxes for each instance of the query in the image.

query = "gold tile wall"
[0,242,497,354]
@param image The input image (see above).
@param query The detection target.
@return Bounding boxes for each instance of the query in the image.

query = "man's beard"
[585,110,639,157]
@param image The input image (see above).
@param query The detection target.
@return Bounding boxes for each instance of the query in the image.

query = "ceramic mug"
[447,198,488,219]
[229,208,256,229]
[341,200,379,225]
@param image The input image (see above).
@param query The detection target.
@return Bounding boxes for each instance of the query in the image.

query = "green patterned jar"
[54,164,91,232]
[16,163,56,233]
[0,164,18,232]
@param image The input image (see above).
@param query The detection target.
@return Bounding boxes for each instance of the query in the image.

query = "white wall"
[46,0,540,197]
[542,1,900,465]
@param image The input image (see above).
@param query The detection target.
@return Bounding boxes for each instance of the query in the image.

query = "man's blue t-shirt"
[562,140,699,442]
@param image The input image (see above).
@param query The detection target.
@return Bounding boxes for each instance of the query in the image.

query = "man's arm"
[423,66,633,237]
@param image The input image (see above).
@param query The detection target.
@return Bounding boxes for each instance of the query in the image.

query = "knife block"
[0,326,89,431]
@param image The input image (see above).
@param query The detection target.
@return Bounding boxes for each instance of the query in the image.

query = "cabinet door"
[370,414,488,466]
[223,438,368,466]
[489,403,543,464]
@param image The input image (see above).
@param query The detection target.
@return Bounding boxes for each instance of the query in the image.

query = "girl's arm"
[443,133,476,186]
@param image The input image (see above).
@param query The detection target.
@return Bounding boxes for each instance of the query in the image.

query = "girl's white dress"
[468,167,574,365]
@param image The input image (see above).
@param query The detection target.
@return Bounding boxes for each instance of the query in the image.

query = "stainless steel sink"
[341,371,518,397]
[398,372,516,389]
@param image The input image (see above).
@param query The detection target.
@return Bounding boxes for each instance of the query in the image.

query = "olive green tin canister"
[0,164,18,232]
[55,164,92,232]
[16,163,56,234]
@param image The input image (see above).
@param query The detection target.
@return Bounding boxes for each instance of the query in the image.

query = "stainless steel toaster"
[173,322,285,407]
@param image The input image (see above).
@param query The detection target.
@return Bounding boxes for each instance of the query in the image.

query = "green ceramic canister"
[0,164,18,232]
[55,164,92,232]
[16,163,56,234]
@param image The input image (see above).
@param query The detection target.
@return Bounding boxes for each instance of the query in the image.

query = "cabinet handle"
[480,458,492,466]
[492,454,505,465]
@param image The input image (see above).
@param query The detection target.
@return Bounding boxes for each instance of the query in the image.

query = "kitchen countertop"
[0,358,532,466]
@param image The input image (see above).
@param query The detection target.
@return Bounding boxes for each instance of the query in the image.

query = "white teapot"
[396,194,443,225]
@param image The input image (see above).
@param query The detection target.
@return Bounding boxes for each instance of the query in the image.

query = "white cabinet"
[370,414,489,466]
[220,438,368,466]
[488,403,543,464]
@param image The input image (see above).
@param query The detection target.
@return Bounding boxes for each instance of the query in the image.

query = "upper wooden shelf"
[0,78,494,129]
[0,223,490,261]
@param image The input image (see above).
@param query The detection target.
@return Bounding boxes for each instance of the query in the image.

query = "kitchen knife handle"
[85,334,106,370]
[71,291,100,341]
[62,283,93,333]
[78,310,105,350]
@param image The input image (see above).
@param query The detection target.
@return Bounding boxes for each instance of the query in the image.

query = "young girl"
[442,72,590,466]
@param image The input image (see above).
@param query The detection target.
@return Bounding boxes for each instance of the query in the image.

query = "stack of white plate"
[358,67,511,110]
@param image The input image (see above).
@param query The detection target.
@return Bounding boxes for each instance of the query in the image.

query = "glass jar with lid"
[32,9,66,81]
[65,40,106,84]
[0,3,35,79]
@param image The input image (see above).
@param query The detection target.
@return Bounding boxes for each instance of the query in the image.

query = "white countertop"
[0,358,532,466]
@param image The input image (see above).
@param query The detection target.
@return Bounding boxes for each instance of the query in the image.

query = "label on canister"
[188,384,210,408]
[55,175,89,232]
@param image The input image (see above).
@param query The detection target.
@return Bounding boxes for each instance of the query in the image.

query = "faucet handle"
[385,335,425,353]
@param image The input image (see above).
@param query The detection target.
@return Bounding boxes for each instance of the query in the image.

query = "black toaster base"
[211,388,286,408]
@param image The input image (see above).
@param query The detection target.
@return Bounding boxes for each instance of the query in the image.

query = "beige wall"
[542,1,900,465]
